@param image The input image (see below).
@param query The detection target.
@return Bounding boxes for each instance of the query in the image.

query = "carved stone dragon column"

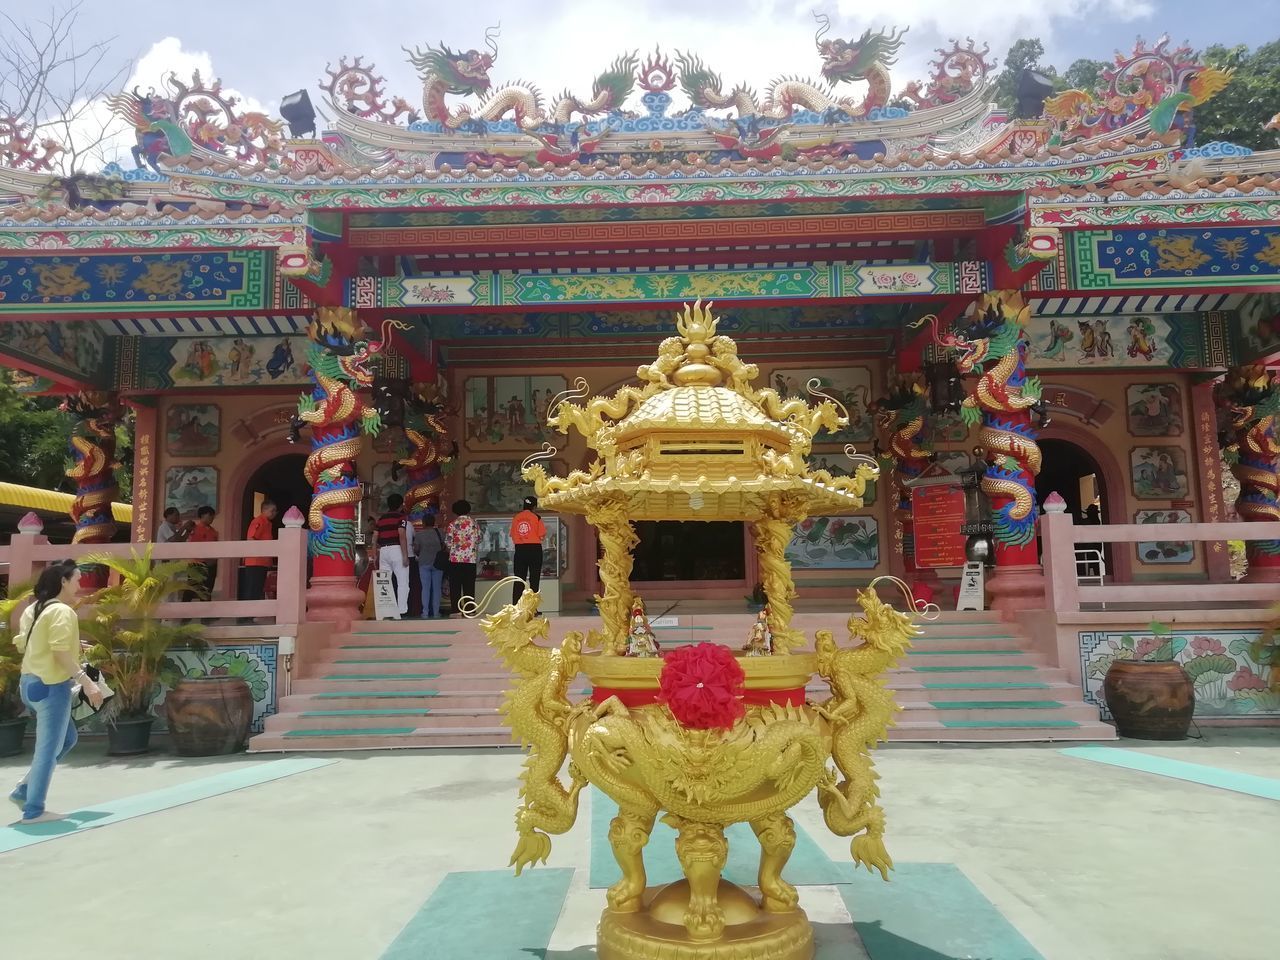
[1217,365,1280,582]
[298,307,388,625]
[874,371,932,578]
[399,383,455,524]
[61,391,124,589]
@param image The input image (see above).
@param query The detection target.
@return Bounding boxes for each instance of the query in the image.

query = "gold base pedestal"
[598,881,813,960]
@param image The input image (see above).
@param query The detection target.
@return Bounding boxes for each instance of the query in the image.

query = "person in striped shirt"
[376,494,411,619]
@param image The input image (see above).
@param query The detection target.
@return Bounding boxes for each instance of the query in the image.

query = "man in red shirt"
[510,496,547,605]
[240,500,278,617]
[185,505,218,603]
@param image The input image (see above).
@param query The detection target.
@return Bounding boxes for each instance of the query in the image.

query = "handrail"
[1042,511,1278,613]
[0,528,309,627]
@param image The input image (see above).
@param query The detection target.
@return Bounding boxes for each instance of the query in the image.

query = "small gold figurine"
[743,606,774,656]
[626,597,661,658]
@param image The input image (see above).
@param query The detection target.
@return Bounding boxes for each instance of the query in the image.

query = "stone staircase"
[248,609,1115,751]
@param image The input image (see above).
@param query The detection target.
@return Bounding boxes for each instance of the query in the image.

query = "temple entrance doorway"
[1035,438,1109,575]
[239,453,311,538]
[629,520,747,584]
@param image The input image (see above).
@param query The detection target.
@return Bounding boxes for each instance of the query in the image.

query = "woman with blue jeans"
[414,515,446,618]
[8,560,102,825]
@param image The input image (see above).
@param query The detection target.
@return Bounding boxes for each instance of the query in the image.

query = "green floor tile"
[283,727,417,737]
[941,719,1080,728]
[930,700,1064,710]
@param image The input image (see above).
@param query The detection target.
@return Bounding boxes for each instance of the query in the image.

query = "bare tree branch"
[0,1,133,174]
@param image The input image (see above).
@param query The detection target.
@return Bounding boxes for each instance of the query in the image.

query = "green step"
[940,719,1080,729]
[322,673,441,681]
[333,658,448,664]
[911,665,1038,673]
[313,691,440,699]
[283,727,417,737]
[910,649,1024,656]
[339,643,452,649]
[300,708,433,717]
[930,700,1064,710]
[922,682,1048,690]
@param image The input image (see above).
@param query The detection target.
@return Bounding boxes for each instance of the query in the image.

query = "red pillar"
[1190,381,1233,583]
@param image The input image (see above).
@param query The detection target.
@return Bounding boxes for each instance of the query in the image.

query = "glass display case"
[474,514,566,611]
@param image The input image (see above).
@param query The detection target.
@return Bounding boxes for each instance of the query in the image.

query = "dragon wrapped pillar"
[1217,366,1280,582]
[398,384,455,525]
[298,307,387,625]
[874,372,932,578]
[61,392,124,589]
[951,292,1047,611]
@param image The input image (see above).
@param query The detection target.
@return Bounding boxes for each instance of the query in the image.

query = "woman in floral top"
[444,499,480,616]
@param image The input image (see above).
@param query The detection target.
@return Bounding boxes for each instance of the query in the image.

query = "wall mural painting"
[463,374,566,449]
[366,462,404,514]
[1028,315,1173,368]
[808,451,876,505]
[786,515,879,570]
[465,459,565,514]
[934,450,971,476]
[165,403,220,456]
[163,466,218,517]
[1080,630,1279,719]
[772,367,872,443]
[1134,508,1194,564]
[1125,383,1183,436]
[1130,446,1190,500]
[0,318,104,380]
[1236,292,1280,358]
[168,335,305,387]
[928,410,970,443]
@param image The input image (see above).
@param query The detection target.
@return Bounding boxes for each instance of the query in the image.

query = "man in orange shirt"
[510,496,547,605]
[185,505,218,603]
[240,500,278,615]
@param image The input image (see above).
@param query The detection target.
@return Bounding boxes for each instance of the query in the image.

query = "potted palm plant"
[0,590,32,757]
[82,549,208,755]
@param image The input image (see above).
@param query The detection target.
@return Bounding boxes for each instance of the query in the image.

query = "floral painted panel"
[77,642,279,734]
[786,515,879,570]
[1079,630,1279,719]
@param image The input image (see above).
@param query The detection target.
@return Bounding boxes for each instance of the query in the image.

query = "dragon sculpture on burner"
[297,308,398,561]
[914,292,1043,547]
[677,14,907,120]
[404,26,639,128]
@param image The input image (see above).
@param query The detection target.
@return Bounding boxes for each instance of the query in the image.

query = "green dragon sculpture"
[405,29,638,128]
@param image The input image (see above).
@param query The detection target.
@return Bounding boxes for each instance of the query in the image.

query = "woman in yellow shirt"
[8,560,102,825]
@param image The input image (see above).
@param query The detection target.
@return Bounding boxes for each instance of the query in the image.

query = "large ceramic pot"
[107,716,155,756]
[0,717,27,757]
[1103,659,1195,740]
[165,676,253,756]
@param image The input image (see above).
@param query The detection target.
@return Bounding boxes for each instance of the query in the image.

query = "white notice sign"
[957,561,985,612]
[373,569,399,621]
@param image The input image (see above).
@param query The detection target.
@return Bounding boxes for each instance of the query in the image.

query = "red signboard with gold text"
[911,482,967,568]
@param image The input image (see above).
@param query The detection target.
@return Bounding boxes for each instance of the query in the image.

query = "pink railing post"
[1040,510,1080,614]
[276,524,308,625]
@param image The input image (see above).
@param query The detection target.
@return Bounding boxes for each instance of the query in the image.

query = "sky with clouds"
[1,0,1272,167]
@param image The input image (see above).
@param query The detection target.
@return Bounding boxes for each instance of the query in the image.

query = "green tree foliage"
[992,39,1056,111]
[1193,41,1280,149]
[0,376,73,490]
[1061,58,1106,94]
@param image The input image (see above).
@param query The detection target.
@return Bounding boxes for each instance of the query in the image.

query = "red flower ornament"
[657,642,746,730]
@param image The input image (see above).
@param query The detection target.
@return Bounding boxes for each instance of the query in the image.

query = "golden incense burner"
[478,301,923,960]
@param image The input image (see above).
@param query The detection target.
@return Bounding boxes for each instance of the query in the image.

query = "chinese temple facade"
[2,26,1278,744]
